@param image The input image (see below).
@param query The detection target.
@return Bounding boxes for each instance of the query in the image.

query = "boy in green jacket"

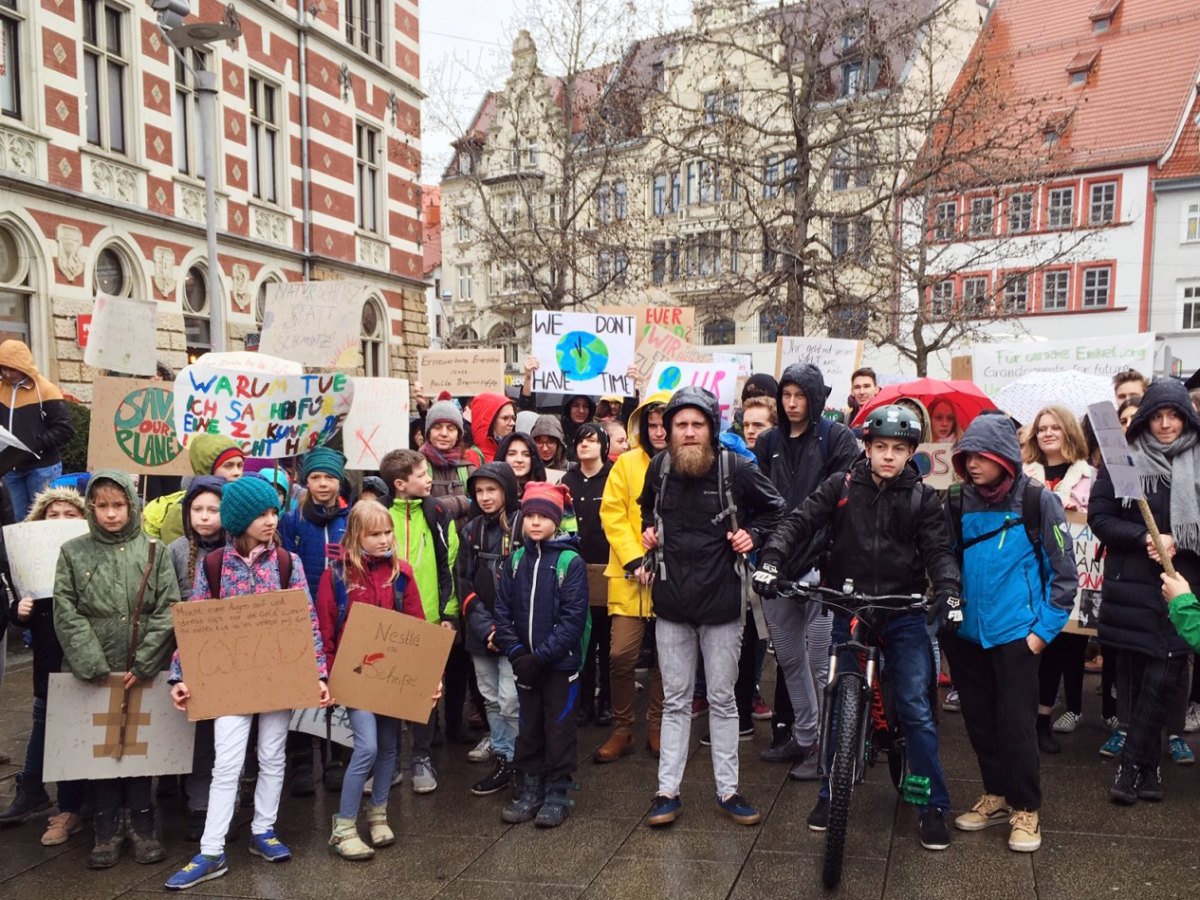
[1164,572,1200,650]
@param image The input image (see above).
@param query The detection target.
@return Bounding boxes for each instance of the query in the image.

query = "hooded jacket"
[0,340,74,472]
[469,393,514,464]
[495,432,547,492]
[531,415,569,469]
[279,493,350,601]
[560,394,597,453]
[458,462,520,655]
[561,459,612,565]
[640,387,788,625]
[167,476,226,598]
[600,389,672,618]
[754,363,859,512]
[52,470,180,681]
[951,416,1077,648]
[388,495,458,622]
[316,556,423,669]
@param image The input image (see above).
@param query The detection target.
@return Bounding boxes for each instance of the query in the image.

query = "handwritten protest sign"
[172,590,322,721]
[202,350,303,376]
[290,705,354,748]
[328,604,454,724]
[634,324,711,390]
[418,349,504,396]
[1063,510,1103,636]
[260,281,368,369]
[1088,401,1143,500]
[649,362,735,429]
[600,304,694,344]
[44,673,195,781]
[714,352,753,378]
[531,311,636,396]
[343,378,409,470]
[972,334,1155,397]
[83,294,158,376]
[775,336,864,410]
[4,519,89,599]
[88,376,191,475]
[174,362,355,458]
[912,443,958,490]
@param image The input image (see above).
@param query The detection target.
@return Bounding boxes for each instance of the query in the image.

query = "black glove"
[510,652,545,688]
[752,563,780,600]
[623,557,644,574]
[933,595,965,635]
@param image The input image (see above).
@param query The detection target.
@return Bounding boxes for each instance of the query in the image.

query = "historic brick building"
[0,0,425,400]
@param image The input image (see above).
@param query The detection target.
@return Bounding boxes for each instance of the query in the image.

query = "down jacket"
[279,496,350,601]
[0,339,74,472]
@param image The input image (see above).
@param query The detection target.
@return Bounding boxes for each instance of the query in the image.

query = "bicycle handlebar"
[774,580,935,619]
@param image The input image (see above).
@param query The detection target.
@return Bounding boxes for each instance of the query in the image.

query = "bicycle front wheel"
[824,675,864,889]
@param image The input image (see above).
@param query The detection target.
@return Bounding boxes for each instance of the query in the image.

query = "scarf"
[1130,428,1200,554]
[301,496,343,526]
[977,473,1014,506]
[420,442,464,468]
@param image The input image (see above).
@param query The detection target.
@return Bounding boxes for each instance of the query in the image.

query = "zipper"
[528,544,542,650]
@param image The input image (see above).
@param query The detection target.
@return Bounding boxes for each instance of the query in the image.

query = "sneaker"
[468,735,494,763]
[691,697,709,718]
[165,854,228,890]
[362,771,404,796]
[751,695,773,720]
[941,689,960,713]
[1186,702,1200,734]
[1099,729,1127,758]
[1103,715,1121,733]
[1007,810,1041,852]
[715,792,761,826]
[1137,765,1164,801]
[760,735,808,764]
[1109,762,1139,805]
[1052,711,1082,734]
[806,797,830,832]
[955,793,1012,831]
[248,830,291,862]
[1168,735,1195,765]
[788,749,820,781]
[471,758,514,796]
[411,758,438,794]
[41,812,83,846]
[918,808,951,851]
[645,794,682,827]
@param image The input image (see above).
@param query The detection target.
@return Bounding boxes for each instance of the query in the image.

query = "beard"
[670,439,715,477]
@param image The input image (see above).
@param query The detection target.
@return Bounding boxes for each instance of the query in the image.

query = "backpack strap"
[203,548,224,599]
[509,545,526,576]
[1022,478,1046,578]
[275,546,293,588]
[331,563,351,635]
[947,483,965,564]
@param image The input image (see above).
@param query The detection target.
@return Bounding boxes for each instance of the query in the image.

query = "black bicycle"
[775,579,935,889]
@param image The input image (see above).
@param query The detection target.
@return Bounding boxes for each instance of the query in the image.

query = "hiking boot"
[1008,810,1041,852]
[1109,762,1139,805]
[955,794,1011,832]
[329,815,374,860]
[129,807,167,864]
[1137,765,1164,801]
[1099,728,1126,758]
[86,810,126,869]
[289,764,316,798]
[411,758,438,794]
[42,811,83,846]
[501,773,544,824]
[0,773,52,825]
[165,853,228,890]
[1053,711,1082,733]
[468,735,494,763]
[645,794,682,827]
[248,829,291,862]
[534,779,575,828]
[593,730,634,764]
[807,797,830,832]
[715,792,761,826]
[1168,735,1195,765]
[788,747,820,781]
[366,804,394,847]
[918,808,951,851]
[761,735,808,764]
[472,757,515,796]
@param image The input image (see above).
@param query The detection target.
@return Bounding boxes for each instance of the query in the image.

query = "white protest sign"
[202,350,303,376]
[1088,401,1143,500]
[714,352,753,378]
[289,705,354,748]
[44,673,196,781]
[343,377,410,470]
[972,334,1156,397]
[260,281,369,369]
[4,518,89,599]
[775,336,864,410]
[0,424,32,455]
[1063,510,1103,636]
[83,294,158,376]
[649,362,736,429]
[531,311,636,396]
[912,443,958,490]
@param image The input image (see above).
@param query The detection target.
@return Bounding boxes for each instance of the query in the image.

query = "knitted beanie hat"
[188,434,244,476]
[301,446,346,481]
[426,398,464,434]
[521,481,570,527]
[220,475,280,536]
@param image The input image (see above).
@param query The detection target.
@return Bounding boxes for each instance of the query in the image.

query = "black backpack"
[946,479,1045,574]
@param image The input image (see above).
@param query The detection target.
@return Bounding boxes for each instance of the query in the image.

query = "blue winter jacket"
[279,500,349,602]
[951,416,1076,649]
[493,532,588,672]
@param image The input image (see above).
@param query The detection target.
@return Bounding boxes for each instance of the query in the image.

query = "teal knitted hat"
[301,446,346,481]
[220,475,281,536]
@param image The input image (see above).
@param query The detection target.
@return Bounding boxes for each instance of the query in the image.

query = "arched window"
[360,296,388,376]
[451,324,479,347]
[183,262,211,361]
[702,317,735,346]
[758,306,787,343]
[0,223,34,345]
[94,244,134,298]
[489,321,519,367]
[255,274,281,326]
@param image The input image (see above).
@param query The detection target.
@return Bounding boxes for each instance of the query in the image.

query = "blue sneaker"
[1099,729,1126,758]
[645,794,682,827]
[248,830,291,862]
[165,854,228,890]
[1169,735,1195,765]
[715,792,761,826]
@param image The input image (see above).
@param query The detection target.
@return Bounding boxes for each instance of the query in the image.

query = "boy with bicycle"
[752,405,962,850]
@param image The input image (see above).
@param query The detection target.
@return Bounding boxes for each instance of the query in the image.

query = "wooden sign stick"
[1137,499,1178,578]
[116,540,158,759]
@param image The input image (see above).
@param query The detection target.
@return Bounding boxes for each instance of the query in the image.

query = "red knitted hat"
[521,482,570,526]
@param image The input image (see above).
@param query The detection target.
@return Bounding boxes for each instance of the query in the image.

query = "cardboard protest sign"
[649,362,735,429]
[600,304,695,344]
[775,336,864,410]
[418,349,505,396]
[290,705,354,748]
[174,363,355,458]
[972,334,1155,397]
[343,378,410,470]
[87,376,191,475]
[1062,510,1102,637]
[172,590,322,721]
[1088,401,1143,500]
[912,443,958,490]
[43,673,195,781]
[4,519,89,599]
[634,324,711,390]
[260,281,368,369]
[950,355,974,382]
[531,311,636,396]
[82,294,158,376]
[327,604,454,724]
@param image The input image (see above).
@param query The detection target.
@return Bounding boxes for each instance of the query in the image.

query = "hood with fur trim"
[27,485,85,522]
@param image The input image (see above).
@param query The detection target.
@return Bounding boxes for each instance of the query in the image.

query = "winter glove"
[510,652,545,689]
[752,563,780,600]
[931,594,965,636]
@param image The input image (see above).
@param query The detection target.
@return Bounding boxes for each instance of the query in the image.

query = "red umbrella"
[850,378,997,433]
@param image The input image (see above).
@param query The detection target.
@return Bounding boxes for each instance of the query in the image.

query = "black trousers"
[443,640,480,728]
[514,670,578,782]
[1123,652,1189,767]
[734,610,761,731]
[943,633,1042,811]
[580,612,613,712]
[93,775,152,814]
[1038,632,1088,713]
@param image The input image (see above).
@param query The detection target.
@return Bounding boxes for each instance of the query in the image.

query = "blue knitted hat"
[301,446,346,481]
[220,475,281,536]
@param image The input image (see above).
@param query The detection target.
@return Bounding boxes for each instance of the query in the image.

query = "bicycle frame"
[818,615,882,785]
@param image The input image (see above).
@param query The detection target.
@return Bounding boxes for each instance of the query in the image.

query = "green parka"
[53,470,180,681]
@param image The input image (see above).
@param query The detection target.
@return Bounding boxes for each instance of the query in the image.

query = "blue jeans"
[471,653,518,761]
[5,462,63,521]
[25,696,85,813]
[819,612,950,812]
[338,708,399,819]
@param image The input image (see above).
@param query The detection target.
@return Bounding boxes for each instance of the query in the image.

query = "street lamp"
[150,0,240,352]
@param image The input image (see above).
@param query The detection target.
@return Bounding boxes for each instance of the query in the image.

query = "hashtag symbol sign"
[92,679,151,759]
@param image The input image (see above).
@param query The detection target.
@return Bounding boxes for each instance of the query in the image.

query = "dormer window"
[1089,0,1120,32]
[1066,49,1098,87]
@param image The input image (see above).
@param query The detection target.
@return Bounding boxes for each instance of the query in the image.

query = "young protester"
[740,396,776,452]
[604,420,630,461]
[467,393,517,464]
[357,476,391,507]
[256,469,292,513]
[316,502,427,860]
[943,415,1077,852]
[144,434,245,545]
[53,471,179,868]
[165,476,331,890]
[928,398,962,444]
[497,432,547,496]
[532,415,569,470]
[1113,369,1148,405]
[493,482,589,827]
[849,367,880,411]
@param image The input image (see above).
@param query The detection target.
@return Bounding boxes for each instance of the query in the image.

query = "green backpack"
[509,546,592,674]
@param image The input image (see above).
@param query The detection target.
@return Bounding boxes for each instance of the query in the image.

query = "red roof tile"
[422,185,441,275]
[1158,93,1200,181]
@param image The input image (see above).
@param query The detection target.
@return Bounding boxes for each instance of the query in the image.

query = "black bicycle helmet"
[862,404,922,447]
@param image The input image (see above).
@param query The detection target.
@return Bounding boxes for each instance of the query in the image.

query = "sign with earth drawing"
[530,311,637,397]
[88,376,192,476]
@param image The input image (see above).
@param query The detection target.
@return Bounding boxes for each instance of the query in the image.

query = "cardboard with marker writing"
[418,349,505,396]
[327,604,454,724]
[260,281,368,369]
[89,376,192,476]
